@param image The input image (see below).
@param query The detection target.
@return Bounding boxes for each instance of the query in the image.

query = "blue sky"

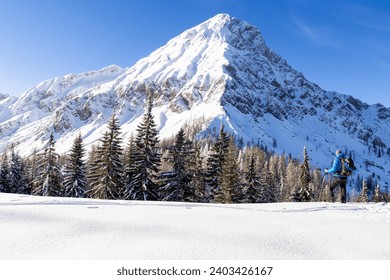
[1,0,389,106]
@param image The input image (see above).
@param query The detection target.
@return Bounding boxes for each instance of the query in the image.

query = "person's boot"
[330,191,335,203]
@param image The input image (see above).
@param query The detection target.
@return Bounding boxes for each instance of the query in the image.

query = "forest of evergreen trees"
[0,95,388,203]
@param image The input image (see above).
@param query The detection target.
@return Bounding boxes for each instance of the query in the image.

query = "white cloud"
[290,16,340,48]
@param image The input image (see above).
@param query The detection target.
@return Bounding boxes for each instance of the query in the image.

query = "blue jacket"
[328,153,347,178]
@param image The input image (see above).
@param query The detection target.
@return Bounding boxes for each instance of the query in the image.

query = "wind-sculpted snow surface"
[1,193,389,259]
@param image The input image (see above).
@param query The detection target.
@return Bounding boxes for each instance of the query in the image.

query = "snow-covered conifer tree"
[192,142,206,202]
[243,150,262,203]
[25,148,38,195]
[32,133,63,196]
[277,153,288,201]
[215,137,240,203]
[269,154,280,188]
[0,153,11,193]
[124,92,161,200]
[372,184,382,203]
[159,128,195,201]
[291,147,314,202]
[63,134,87,197]
[123,134,136,196]
[259,160,278,203]
[205,124,229,202]
[9,149,28,194]
[281,159,295,201]
[87,116,124,199]
[357,179,369,203]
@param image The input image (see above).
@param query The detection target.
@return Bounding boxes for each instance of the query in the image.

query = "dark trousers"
[330,177,347,203]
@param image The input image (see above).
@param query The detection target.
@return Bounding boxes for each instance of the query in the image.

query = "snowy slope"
[0,13,389,185]
[0,94,16,123]
[0,193,389,259]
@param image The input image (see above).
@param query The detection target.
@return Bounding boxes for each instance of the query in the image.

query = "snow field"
[1,193,389,260]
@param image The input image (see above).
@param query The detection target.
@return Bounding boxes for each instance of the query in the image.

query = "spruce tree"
[124,133,136,197]
[87,116,124,199]
[0,153,11,193]
[243,150,262,203]
[9,149,28,194]
[259,160,278,203]
[276,154,287,199]
[25,148,38,195]
[292,146,314,202]
[205,124,229,202]
[63,134,87,197]
[124,92,161,200]
[372,184,382,203]
[32,133,63,196]
[192,142,206,202]
[159,128,195,201]
[357,179,369,202]
[269,154,281,190]
[215,137,240,203]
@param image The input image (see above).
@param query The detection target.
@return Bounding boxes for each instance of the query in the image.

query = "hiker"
[324,150,347,203]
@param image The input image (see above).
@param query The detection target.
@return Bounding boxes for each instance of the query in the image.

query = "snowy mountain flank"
[0,13,389,185]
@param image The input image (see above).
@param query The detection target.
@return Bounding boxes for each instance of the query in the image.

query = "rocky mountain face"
[0,13,389,185]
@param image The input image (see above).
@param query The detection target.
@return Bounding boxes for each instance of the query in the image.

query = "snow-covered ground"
[1,193,389,260]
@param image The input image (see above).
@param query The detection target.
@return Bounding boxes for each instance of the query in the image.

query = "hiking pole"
[320,171,331,202]
[320,174,326,188]
[317,168,326,201]
[320,174,325,201]
[328,173,332,202]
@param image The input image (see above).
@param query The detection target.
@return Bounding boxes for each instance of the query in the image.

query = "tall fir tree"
[357,179,369,202]
[159,128,195,201]
[291,146,314,202]
[191,142,206,202]
[281,159,295,201]
[87,116,124,199]
[32,133,63,196]
[276,154,287,199]
[243,150,262,203]
[259,160,278,203]
[0,152,11,193]
[124,133,136,196]
[372,184,382,203]
[9,149,28,194]
[269,154,281,192]
[63,134,87,197]
[215,137,240,203]
[25,148,38,195]
[124,92,161,200]
[205,124,229,202]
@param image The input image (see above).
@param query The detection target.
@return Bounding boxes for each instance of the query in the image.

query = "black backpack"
[340,157,356,176]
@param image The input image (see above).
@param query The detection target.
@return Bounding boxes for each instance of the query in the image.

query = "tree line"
[0,95,388,203]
